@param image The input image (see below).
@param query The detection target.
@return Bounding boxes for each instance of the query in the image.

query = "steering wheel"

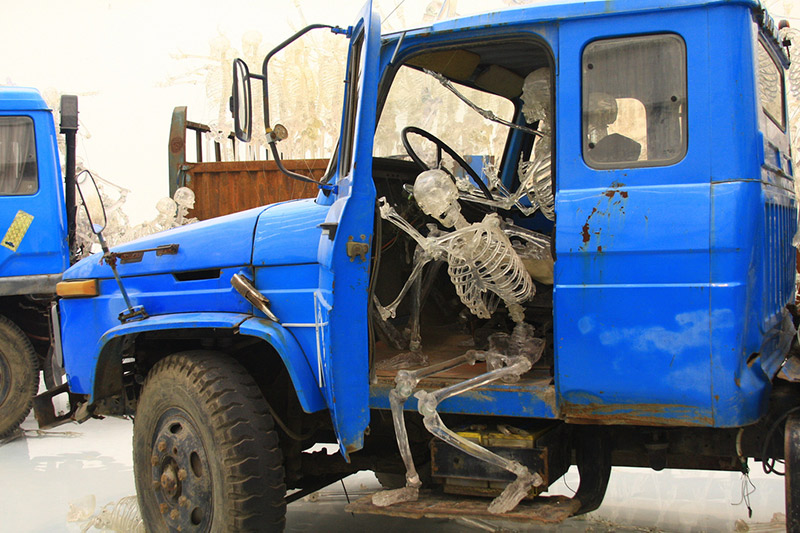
[401,126,494,201]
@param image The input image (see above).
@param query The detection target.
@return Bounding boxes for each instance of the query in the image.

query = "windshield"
[374,65,514,177]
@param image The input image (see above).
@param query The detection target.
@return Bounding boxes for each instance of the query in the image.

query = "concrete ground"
[0,411,788,533]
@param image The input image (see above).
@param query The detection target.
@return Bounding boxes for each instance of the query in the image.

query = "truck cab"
[0,87,74,438]
[50,1,800,530]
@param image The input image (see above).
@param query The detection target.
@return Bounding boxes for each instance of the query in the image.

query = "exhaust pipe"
[59,95,79,255]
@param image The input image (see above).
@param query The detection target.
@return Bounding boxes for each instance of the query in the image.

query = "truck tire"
[786,413,800,532]
[133,351,286,532]
[0,315,39,438]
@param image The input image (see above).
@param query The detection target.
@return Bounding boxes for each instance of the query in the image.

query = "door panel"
[315,1,380,458]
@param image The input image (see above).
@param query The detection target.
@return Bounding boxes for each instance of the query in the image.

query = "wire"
[731,470,756,519]
[424,69,542,137]
[340,479,351,504]
[264,400,316,442]
[381,235,398,251]
[761,405,800,475]
[382,0,407,25]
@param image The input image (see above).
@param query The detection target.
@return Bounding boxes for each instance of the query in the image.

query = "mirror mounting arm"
[267,141,336,192]
[260,24,344,131]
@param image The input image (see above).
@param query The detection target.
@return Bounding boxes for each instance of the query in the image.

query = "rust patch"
[581,223,591,244]
[579,182,629,250]
[597,246,603,253]
[346,443,360,454]
[563,401,713,427]
[581,207,598,244]
[169,136,185,154]
[345,491,580,524]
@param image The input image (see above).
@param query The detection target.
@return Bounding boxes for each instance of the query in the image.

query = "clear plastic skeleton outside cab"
[74,169,198,259]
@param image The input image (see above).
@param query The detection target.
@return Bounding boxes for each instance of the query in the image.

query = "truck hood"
[65,205,270,280]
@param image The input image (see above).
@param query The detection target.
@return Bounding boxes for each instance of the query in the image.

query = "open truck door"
[316,1,381,458]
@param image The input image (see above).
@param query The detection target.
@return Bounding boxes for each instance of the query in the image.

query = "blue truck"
[41,0,800,530]
[0,88,78,438]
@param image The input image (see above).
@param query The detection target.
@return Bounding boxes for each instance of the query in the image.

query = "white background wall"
[0,0,797,222]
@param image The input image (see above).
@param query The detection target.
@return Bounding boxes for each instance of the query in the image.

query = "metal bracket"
[33,383,91,430]
[106,243,179,265]
[119,305,148,323]
[346,236,369,262]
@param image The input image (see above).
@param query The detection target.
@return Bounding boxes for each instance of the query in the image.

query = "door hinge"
[346,236,369,262]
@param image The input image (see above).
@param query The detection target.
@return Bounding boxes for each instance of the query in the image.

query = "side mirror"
[231,58,253,142]
[76,170,107,234]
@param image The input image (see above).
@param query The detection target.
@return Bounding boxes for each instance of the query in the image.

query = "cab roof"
[388,0,762,35]
[0,87,50,112]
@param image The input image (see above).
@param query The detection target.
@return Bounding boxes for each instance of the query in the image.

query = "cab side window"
[582,34,687,169]
[757,40,786,130]
[0,116,38,195]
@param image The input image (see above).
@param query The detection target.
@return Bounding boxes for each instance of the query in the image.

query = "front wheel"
[133,351,286,532]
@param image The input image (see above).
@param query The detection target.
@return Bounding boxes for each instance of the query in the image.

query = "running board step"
[345,490,581,524]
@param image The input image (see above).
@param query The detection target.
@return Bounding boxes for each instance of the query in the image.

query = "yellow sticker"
[2,210,34,252]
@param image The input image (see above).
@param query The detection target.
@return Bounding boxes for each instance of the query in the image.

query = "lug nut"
[157,441,167,452]
[159,503,169,515]
[151,455,159,466]
[170,509,180,520]
[178,496,188,507]
[178,468,188,481]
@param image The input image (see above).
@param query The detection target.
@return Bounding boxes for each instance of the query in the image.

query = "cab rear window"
[582,34,687,169]
[0,116,38,195]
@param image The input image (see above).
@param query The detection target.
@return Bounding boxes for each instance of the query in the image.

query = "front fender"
[88,312,325,414]
[238,317,326,413]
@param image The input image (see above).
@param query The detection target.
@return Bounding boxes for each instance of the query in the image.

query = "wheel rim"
[150,408,213,531]
[0,350,11,408]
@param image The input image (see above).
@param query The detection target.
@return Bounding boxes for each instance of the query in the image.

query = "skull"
[173,187,195,210]
[521,68,551,124]
[413,169,464,228]
[156,197,177,217]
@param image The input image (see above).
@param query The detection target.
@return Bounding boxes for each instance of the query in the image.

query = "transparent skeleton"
[79,495,145,533]
[373,325,545,513]
[377,169,540,325]
[131,197,179,239]
[174,186,199,226]
[426,67,555,220]
[373,169,549,513]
